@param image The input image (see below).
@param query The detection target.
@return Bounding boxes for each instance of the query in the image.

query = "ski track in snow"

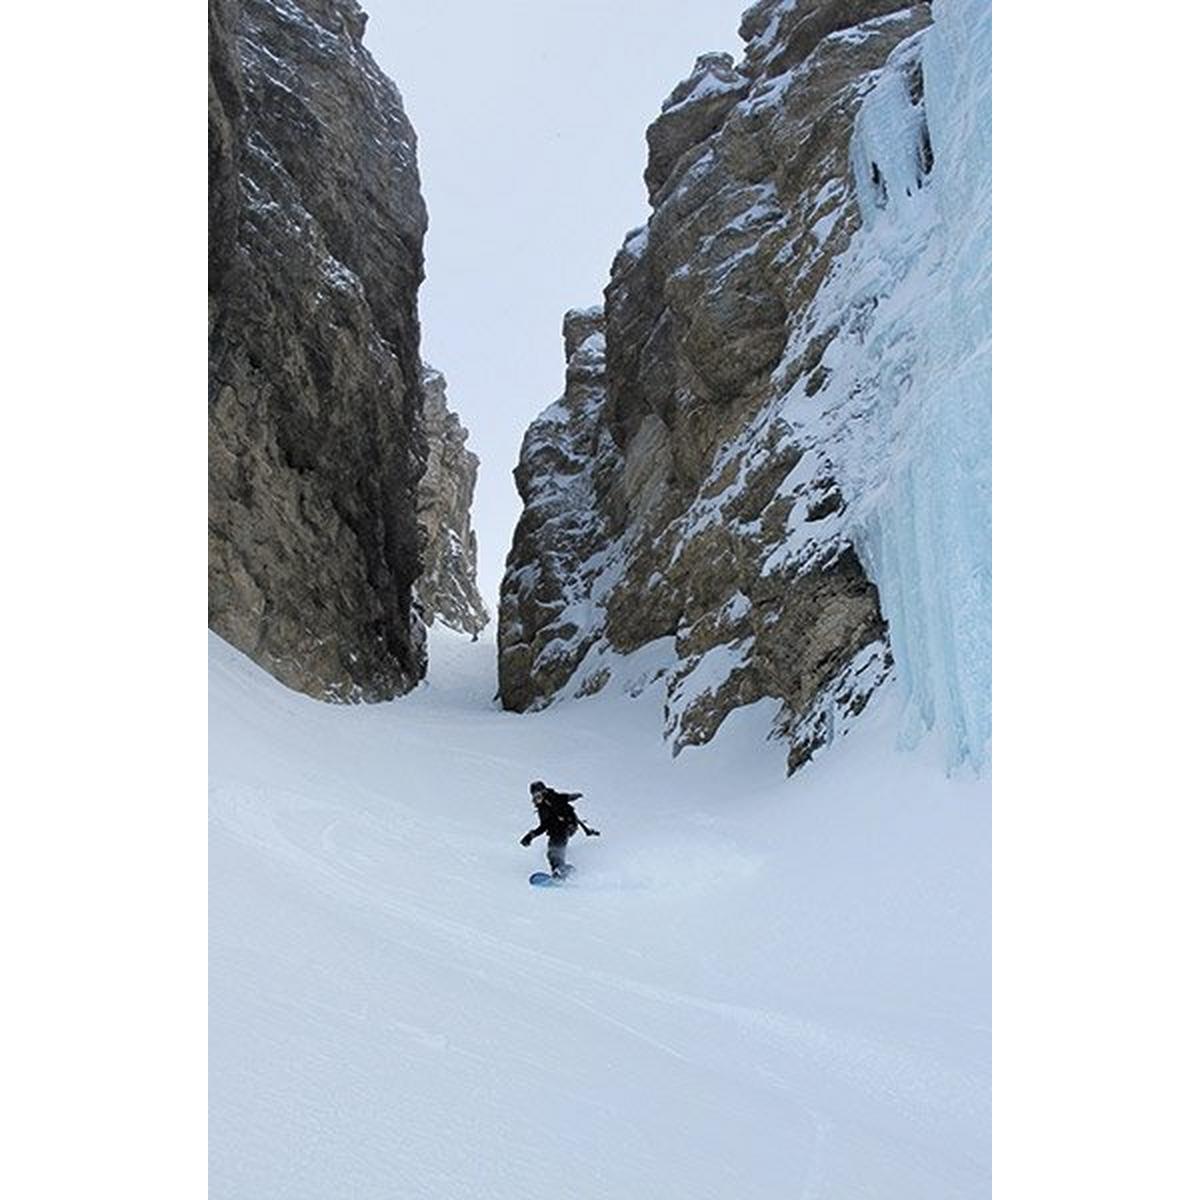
[211,626,989,1199]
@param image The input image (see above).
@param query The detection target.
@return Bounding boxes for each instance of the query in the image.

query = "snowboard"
[529,865,574,887]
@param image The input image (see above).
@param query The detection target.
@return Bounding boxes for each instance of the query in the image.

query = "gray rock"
[500,1,932,770]
[210,0,481,699]
[498,308,616,712]
[415,366,489,636]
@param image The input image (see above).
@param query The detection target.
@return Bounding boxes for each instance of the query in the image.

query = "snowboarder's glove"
[586,828,600,837]
[519,833,533,847]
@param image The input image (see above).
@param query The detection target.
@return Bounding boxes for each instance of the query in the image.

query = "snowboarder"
[519,780,599,877]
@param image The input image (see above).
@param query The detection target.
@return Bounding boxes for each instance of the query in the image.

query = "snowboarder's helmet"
[529,780,545,794]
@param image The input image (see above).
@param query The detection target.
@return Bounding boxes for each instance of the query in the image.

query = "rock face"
[500,307,612,712]
[415,366,489,635]
[500,1,943,771]
[210,0,475,699]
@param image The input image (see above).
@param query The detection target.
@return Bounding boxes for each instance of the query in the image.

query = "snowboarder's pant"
[547,837,569,875]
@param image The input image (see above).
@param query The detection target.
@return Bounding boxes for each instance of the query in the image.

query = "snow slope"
[210,624,989,1199]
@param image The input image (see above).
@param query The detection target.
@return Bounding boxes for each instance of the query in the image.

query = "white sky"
[363,1,746,609]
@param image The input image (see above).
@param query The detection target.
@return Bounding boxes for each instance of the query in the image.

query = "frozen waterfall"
[796,0,992,770]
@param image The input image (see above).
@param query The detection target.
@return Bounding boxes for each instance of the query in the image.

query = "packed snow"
[210,624,989,1199]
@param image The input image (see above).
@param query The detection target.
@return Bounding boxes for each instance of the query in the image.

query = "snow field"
[211,625,989,1199]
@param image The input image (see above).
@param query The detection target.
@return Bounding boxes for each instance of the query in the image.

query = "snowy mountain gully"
[209,1,991,1197]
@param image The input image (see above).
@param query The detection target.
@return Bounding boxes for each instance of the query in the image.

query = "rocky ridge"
[499,0,941,771]
[415,366,489,636]
[209,0,484,698]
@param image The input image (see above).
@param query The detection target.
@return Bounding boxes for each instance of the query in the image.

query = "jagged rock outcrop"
[500,307,612,711]
[500,1,942,771]
[415,366,489,635]
[209,0,435,700]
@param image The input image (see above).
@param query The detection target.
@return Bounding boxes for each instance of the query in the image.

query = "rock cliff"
[209,0,483,698]
[415,366,489,636]
[499,1,951,771]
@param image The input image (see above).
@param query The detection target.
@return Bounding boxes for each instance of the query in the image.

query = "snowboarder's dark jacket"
[521,788,597,845]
